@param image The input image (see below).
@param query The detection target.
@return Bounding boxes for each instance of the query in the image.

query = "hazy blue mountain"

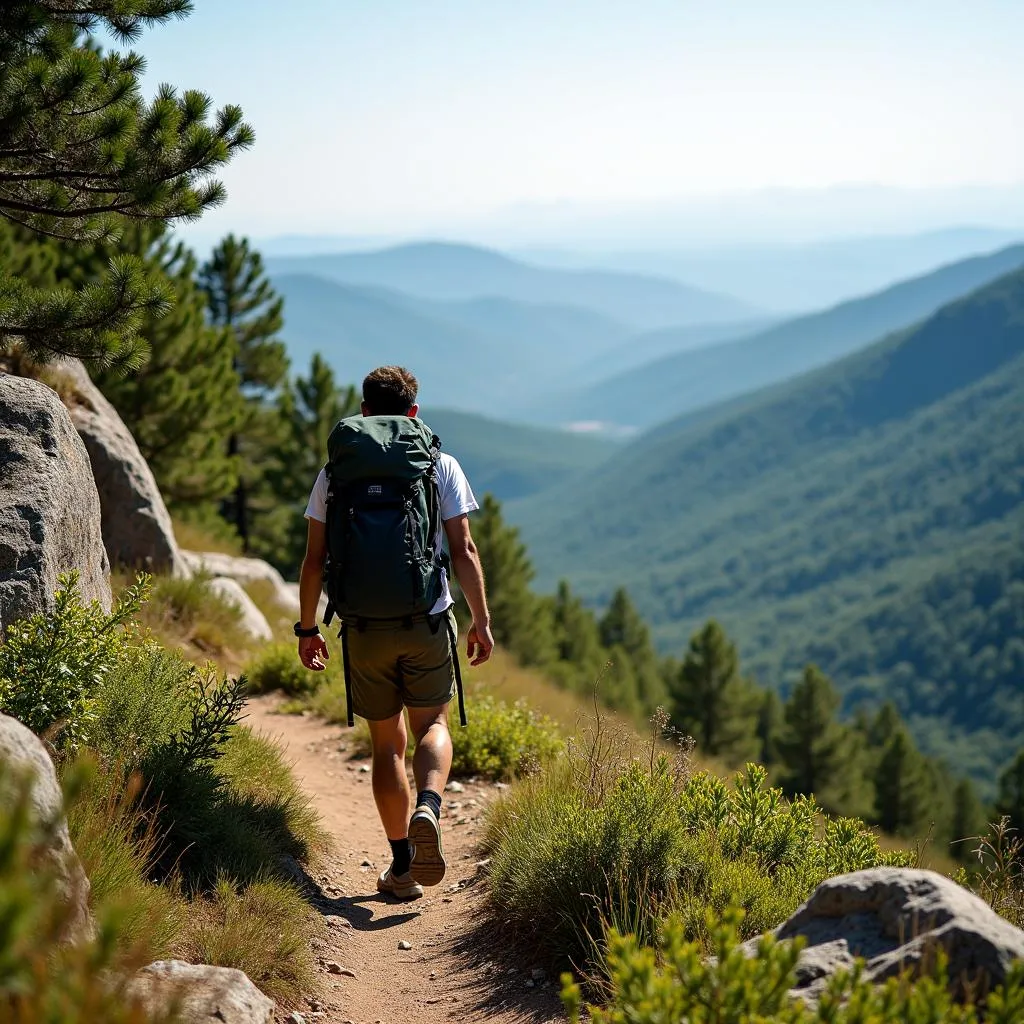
[534,243,1024,430]
[272,273,633,412]
[518,227,1024,311]
[419,408,615,501]
[513,267,1024,783]
[266,241,757,330]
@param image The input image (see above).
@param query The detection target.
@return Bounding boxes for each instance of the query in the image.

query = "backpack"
[322,415,445,621]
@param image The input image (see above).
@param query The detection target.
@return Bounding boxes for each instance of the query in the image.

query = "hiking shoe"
[377,865,423,900]
[408,805,446,886]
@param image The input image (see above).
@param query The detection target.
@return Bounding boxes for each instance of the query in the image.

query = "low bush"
[179,875,319,1003]
[245,640,327,696]
[957,817,1024,929]
[563,907,1024,1024]
[484,712,909,978]
[342,693,563,780]
[0,573,147,749]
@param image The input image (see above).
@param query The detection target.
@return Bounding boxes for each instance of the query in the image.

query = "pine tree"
[262,353,359,573]
[548,580,607,694]
[949,777,987,861]
[669,620,759,763]
[777,665,859,812]
[92,225,244,511]
[867,702,902,749]
[199,234,287,551]
[996,749,1024,834]
[757,689,783,767]
[873,727,931,836]
[470,495,555,666]
[0,2,252,364]
[598,588,667,714]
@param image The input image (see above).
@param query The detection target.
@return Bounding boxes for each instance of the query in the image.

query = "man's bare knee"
[408,705,449,746]
[368,713,407,759]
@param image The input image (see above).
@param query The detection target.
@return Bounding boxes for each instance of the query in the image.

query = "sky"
[120,0,1024,247]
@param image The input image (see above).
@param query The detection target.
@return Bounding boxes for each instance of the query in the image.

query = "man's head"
[361,365,419,417]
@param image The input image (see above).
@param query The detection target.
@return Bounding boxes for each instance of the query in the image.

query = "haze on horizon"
[122,0,1024,248]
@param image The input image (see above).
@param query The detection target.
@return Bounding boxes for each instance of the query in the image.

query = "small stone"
[531,967,546,981]
[525,979,536,989]
[307,998,324,1011]
[446,801,462,811]
[446,780,465,792]
[287,1013,306,1024]
[494,781,509,790]
[398,939,413,950]
[442,897,453,903]
[360,858,374,867]
[475,858,492,870]
[456,816,470,825]
[429,970,437,980]
[359,764,371,773]
[447,883,463,893]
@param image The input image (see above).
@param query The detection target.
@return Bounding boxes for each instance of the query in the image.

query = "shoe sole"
[408,811,446,886]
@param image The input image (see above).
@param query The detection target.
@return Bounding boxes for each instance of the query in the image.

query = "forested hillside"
[540,243,1024,429]
[515,266,1024,784]
[266,241,757,329]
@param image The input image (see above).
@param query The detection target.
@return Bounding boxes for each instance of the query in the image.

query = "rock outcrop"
[207,577,274,642]
[53,359,187,578]
[182,550,297,611]
[128,960,274,1023]
[762,868,1024,1004]
[0,374,111,634]
[0,713,93,942]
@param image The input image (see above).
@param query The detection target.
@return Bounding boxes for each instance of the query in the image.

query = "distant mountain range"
[512,267,1024,785]
[267,241,757,331]
[531,243,1024,430]
[517,227,1024,311]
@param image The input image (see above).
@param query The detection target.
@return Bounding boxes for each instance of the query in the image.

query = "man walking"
[295,365,494,900]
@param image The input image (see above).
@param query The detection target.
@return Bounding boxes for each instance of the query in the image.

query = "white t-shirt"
[304,452,479,615]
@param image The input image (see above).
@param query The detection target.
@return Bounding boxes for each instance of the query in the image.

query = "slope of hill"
[513,267,1024,784]
[537,243,1024,430]
[419,408,615,501]
[266,241,757,330]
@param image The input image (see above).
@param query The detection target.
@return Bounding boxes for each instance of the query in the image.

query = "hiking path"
[246,696,564,1024]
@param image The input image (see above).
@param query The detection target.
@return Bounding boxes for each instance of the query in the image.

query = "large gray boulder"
[0,374,111,633]
[128,960,274,1023]
[764,868,1024,1004]
[0,713,93,942]
[182,550,296,611]
[53,359,187,577]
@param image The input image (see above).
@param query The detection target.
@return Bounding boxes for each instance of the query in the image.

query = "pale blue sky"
[123,1,1024,244]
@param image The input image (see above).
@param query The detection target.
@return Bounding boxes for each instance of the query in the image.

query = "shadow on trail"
[443,873,563,1024]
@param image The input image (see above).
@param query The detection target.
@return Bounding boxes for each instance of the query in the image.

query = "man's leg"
[406,705,452,886]
[407,704,453,798]
[367,712,411,840]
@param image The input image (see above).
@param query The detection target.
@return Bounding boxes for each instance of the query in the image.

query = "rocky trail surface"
[246,696,564,1024]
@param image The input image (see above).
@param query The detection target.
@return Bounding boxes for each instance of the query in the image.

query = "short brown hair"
[362,365,418,415]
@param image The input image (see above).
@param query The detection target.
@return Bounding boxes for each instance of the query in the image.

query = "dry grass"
[171,516,243,557]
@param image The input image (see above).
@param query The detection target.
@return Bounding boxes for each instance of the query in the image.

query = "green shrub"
[179,875,319,1003]
[0,573,148,749]
[0,763,173,1023]
[563,907,1024,1024]
[484,720,909,977]
[244,640,325,696]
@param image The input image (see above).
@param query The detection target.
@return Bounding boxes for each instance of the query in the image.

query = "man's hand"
[466,621,494,666]
[299,633,330,671]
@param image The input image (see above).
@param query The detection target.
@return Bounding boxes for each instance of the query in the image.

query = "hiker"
[295,365,494,901]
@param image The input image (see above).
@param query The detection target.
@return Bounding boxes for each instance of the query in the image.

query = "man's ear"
[408,403,419,418]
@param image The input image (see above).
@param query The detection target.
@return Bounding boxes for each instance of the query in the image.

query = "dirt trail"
[246,696,564,1024]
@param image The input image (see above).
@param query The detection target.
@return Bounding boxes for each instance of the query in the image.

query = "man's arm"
[297,517,330,670]
[443,513,494,666]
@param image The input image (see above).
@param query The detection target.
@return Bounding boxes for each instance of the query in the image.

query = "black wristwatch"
[294,622,321,638]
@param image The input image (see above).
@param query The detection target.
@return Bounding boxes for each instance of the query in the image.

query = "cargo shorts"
[345,610,457,721]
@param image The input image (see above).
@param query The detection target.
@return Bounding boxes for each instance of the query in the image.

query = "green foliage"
[598,588,667,714]
[244,640,324,696]
[0,572,148,748]
[484,713,906,977]
[669,619,760,763]
[873,727,933,837]
[959,818,1024,930]
[0,763,172,1023]
[449,695,562,779]
[997,750,1024,834]
[563,906,1024,1024]
[91,225,244,510]
[136,573,251,656]
[0,0,252,364]
[199,234,287,552]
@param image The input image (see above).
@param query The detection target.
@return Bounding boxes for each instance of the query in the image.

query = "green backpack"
[322,415,445,622]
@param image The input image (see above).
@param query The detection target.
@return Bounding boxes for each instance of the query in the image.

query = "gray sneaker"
[408,805,446,886]
[377,865,423,900]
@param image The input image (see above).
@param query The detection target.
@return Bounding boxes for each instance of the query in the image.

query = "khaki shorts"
[344,610,457,721]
